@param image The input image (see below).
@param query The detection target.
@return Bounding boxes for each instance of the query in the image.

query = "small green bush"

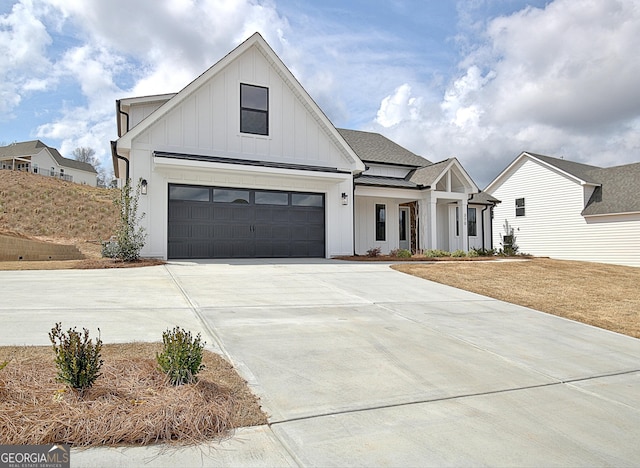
[451,249,467,257]
[49,323,103,393]
[471,247,496,257]
[467,249,479,257]
[156,327,205,386]
[0,360,8,371]
[390,248,412,258]
[424,249,451,258]
[366,247,382,257]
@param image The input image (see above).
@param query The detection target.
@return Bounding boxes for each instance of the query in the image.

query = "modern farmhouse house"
[112,32,495,259]
[485,152,640,267]
[0,140,97,186]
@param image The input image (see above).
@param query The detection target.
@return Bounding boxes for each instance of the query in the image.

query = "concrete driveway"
[1,259,639,467]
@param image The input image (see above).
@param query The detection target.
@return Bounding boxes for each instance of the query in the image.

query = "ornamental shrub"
[390,248,412,258]
[451,249,467,257]
[156,327,205,386]
[49,323,103,393]
[366,247,382,257]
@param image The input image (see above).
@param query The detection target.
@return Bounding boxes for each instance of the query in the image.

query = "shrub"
[366,247,382,257]
[424,249,451,258]
[156,327,205,386]
[467,249,479,258]
[0,360,7,371]
[390,248,412,258]
[49,323,103,393]
[451,249,467,257]
[471,247,496,257]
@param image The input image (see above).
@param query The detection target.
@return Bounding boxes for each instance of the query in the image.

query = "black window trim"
[515,197,525,217]
[240,83,269,136]
[375,204,386,242]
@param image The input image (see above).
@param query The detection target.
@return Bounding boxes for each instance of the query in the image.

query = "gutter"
[110,140,129,181]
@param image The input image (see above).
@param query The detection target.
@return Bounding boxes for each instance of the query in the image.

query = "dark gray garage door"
[168,184,325,259]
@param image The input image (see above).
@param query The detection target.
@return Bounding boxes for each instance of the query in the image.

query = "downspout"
[116,99,130,136]
[481,205,489,250]
[110,140,129,181]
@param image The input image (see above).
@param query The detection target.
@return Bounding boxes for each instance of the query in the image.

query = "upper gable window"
[240,83,269,136]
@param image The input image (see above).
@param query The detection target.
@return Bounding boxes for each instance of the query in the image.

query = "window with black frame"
[375,204,386,241]
[515,198,525,217]
[467,207,477,236]
[240,83,268,135]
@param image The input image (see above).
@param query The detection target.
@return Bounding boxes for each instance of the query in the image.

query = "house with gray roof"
[0,140,97,186]
[485,151,640,267]
[112,33,494,260]
[339,129,496,254]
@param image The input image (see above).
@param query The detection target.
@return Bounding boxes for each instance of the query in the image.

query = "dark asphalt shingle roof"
[527,152,601,184]
[354,175,419,188]
[469,191,500,205]
[407,159,452,187]
[338,129,432,167]
[0,140,97,173]
[581,162,640,215]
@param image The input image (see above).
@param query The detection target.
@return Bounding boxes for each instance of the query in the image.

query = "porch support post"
[429,199,437,250]
[417,198,435,251]
[460,199,469,251]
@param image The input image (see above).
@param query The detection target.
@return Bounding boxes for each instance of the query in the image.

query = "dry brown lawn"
[0,170,118,242]
[0,343,267,447]
[393,258,640,339]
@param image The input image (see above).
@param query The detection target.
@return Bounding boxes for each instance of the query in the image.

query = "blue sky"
[1,0,639,186]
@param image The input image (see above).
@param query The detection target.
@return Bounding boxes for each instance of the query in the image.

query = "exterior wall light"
[141,178,148,195]
[341,192,348,205]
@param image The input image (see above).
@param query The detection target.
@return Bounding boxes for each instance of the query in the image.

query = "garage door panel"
[191,205,212,219]
[169,204,190,220]
[190,242,210,258]
[191,224,212,238]
[169,223,191,238]
[168,184,325,259]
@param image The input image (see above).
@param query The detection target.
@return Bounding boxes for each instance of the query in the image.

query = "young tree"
[102,178,147,261]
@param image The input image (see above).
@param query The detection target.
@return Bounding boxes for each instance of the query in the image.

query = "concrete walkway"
[1,259,639,467]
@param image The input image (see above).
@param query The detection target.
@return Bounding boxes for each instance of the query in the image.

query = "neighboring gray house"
[112,33,495,260]
[485,151,640,267]
[0,140,98,186]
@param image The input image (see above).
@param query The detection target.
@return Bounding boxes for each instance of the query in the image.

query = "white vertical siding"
[136,44,349,171]
[489,157,640,267]
[355,197,400,255]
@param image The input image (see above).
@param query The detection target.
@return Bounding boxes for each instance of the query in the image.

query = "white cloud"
[0,0,53,116]
[25,0,291,167]
[368,0,640,186]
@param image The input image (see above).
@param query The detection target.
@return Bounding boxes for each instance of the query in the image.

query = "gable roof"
[0,140,97,173]
[486,151,640,216]
[526,152,602,184]
[582,162,640,216]
[338,128,432,167]
[116,32,364,172]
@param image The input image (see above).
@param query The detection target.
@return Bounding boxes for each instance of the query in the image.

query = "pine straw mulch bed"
[0,343,267,447]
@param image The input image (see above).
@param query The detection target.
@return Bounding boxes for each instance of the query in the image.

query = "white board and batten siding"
[126,41,358,259]
[489,157,640,267]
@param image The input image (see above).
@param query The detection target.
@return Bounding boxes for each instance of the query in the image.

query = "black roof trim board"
[154,151,351,174]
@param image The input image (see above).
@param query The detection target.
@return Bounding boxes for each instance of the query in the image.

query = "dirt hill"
[0,170,119,257]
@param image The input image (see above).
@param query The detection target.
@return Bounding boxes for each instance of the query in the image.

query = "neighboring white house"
[485,151,640,267]
[112,32,495,260]
[0,140,98,186]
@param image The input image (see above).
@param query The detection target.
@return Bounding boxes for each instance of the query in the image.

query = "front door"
[399,207,410,250]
